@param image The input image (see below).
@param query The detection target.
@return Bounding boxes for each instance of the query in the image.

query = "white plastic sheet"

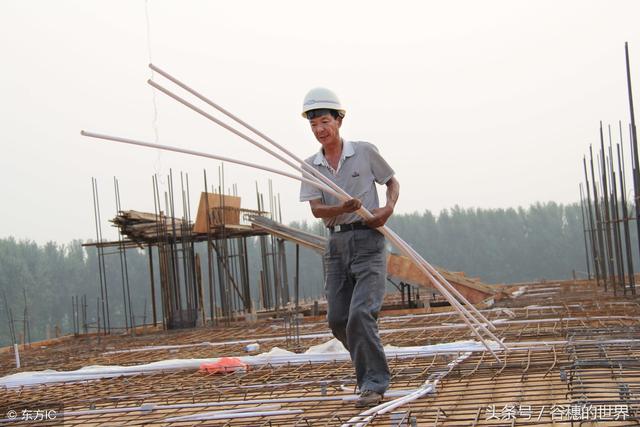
[0,339,499,389]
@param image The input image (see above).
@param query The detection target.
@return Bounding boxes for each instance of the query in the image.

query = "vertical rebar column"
[608,138,626,293]
[217,166,230,323]
[195,253,205,324]
[158,176,174,328]
[275,193,290,304]
[147,243,157,327]
[618,132,636,294]
[625,43,640,263]
[294,243,300,347]
[590,146,609,289]
[579,184,592,280]
[268,180,282,310]
[239,236,251,312]
[91,178,110,333]
[233,184,253,312]
[179,172,194,324]
[256,184,272,310]
[168,170,183,326]
[583,158,601,286]
[204,171,217,324]
[186,174,201,323]
[599,124,617,293]
[153,174,168,328]
[179,173,190,320]
[278,239,290,304]
[228,229,239,315]
[114,177,134,331]
[295,244,300,309]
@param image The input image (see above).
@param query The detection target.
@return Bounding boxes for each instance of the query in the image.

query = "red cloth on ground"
[199,357,247,374]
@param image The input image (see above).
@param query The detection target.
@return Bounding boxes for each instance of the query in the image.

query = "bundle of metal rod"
[579,44,639,296]
[81,133,504,358]
[580,124,637,297]
[91,177,111,334]
[81,65,507,360]
[149,64,507,354]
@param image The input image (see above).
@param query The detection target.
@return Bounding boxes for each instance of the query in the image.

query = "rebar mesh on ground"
[2,279,640,425]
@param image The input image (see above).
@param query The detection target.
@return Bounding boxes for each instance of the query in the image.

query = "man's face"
[309,113,342,147]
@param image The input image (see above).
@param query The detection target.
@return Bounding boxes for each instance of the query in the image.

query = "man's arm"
[309,198,362,219]
[364,176,399,228]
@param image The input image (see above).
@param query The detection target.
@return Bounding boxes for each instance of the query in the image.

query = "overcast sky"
[1,1,639,244]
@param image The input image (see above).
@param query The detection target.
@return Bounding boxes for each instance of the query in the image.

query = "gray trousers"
[324,228,390,395]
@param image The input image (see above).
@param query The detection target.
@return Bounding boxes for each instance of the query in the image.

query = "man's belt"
[328,221,370,233]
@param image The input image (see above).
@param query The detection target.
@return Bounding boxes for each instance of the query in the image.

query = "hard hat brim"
[301,105,346,119]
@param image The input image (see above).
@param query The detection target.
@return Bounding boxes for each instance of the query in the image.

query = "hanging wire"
[145,0,164,185]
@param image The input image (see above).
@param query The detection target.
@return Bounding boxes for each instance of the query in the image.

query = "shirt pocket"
[348,171,371,200]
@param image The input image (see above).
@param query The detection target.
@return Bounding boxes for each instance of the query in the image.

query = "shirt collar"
[313,139,355,166]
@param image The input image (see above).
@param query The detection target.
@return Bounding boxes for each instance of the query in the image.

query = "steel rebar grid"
[3,279,640,425]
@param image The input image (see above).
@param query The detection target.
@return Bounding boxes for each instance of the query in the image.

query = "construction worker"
[299,87,400,408]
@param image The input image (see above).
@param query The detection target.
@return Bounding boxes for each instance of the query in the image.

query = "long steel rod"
[82,129,504,358]
[599,123,617,293]
[606,135,625,292]
[583,157,601,286]
[91,178,108,334]
[624,43,640,263]
[590,145,608,290]
[203,170,217,324]
[114,177,131,330]
[617,142,636,293]
[608,137,626,293]
[84,126,495,340]
[94,178,111,332]
[145,74,500,338]
[148,64,498,332]
[82,132,325,189]
[130,132,500,350]
[579,184,592,279]
[84,72,504,355]
[147,244,157,326]
[618,122,636,294]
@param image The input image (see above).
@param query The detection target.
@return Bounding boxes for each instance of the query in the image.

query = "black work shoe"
[355,390,383,408]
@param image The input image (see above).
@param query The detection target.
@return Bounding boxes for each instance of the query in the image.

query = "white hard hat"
[301,87,346,119]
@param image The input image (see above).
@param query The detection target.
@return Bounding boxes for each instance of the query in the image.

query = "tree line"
[1,201,616,347]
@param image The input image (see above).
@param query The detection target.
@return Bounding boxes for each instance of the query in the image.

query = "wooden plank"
[193,192,242,233]
[386,253,495,303]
